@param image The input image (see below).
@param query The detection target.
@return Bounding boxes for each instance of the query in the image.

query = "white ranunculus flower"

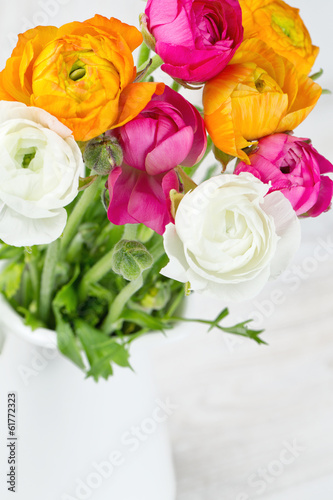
[161,173,301,301]
[0,101,83,247]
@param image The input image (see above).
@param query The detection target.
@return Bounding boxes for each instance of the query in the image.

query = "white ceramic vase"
[0,296,176,500]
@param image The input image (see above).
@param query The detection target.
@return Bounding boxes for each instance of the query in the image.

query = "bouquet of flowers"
[0,0,332,380]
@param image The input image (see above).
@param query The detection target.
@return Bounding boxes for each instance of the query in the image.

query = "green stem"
[144,54,163,80]
[165,286,185,319]
[39,240,59,323]
[29,261,40,312]
[60,179,101,253]
[147,238,166,262]
[171,80,181,92]
[78,247,114,301]
[102,275,143,334]
[137,43,151,70]
[123,224,138,240]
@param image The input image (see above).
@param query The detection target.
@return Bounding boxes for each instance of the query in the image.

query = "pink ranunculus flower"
[106,86,207,234]
[141,0,243,83]
[235,134,333,217]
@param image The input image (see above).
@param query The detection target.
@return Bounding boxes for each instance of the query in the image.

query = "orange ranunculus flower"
[203,38,321,163]
[0,16,164,141]
[239,0,319,75]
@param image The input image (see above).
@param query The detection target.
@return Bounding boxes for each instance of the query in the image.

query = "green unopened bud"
[111,240,153,281]
[83,136,123,176]
[139,13,156,52]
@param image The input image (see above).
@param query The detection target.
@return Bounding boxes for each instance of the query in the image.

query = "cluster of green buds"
[111,240,153,281]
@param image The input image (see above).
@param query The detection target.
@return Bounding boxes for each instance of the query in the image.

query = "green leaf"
[75,319,113,380]
[213,145,236,170]
[53,265,80,315]
[86,342,131,379]
[75,319,132,379]
[122,309,170,332]
[201,163,219,182]
[0,261,25,299]
[78,175,99,191]
[0,245,24,261]
[88,283,114,303]
[168,312,265,345]
[208,307,229,332]
[17,306,45,330]
[220,320,266,344]
[54,309,85,369]
[134,59,153,82]
[309,68,323,81]
[102,342,131,368]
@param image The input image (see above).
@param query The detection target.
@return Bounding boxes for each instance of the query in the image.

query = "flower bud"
[111,239,153,281]
[84,136,123,176]
[139,13,156,52]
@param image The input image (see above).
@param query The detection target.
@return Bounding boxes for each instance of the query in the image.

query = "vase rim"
[0,295,57,349]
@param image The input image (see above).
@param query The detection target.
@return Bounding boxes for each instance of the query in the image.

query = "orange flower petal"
[31,93,120,142]
[203,64,255,116]
[0,26,58,102]
[231,39,280,83]
[112,82,165,129]
[232,92,289,141]
[88,15,143,52]
[205,98,251,162]
[0,71,16,101]
[277,74,321,131]
[240,0,319,75]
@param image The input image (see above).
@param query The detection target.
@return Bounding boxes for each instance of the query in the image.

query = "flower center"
[69,60,86,81]
[15,146,38,170]
[269,6,305,47]
[22,150,36,168]
[193,1,222,45]
[279,148,301,175]
[255,78,265,93]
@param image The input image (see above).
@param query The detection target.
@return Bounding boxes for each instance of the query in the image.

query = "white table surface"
[1,1,333,499]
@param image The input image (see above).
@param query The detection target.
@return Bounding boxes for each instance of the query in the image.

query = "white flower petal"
[0,102,83,247]
[161,173,300,302]
[160,223,189,282]
[0,204,67,247]
[262,191,301,277]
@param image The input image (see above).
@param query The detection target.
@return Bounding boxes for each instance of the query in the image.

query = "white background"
[1,0,333,499]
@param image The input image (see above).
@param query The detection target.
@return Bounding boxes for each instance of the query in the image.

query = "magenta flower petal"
[317,154,333,174]
[146,0,179,27]
[107,156,181,234]
[144,0,243,83]
[118,118,157,170]
[235,133,333,218]
[107,167,140,226]
[287,184,320,215]
[253,133,290,163]
[107,85,206,233]
[146,126,194,175]
[307,176,333,217]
